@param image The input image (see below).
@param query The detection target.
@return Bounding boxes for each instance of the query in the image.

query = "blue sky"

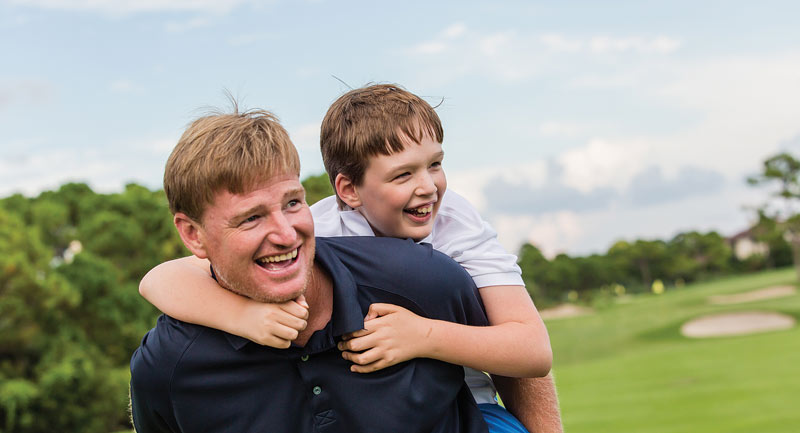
[3,0,800,256]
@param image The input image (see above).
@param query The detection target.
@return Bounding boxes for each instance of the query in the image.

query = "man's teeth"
[258,249,298,264]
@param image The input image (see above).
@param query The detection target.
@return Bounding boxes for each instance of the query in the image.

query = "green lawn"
[547,269,800,433]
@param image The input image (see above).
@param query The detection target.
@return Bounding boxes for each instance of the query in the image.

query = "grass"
[547,268,800,433]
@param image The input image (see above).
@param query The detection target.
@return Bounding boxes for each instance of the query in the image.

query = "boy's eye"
[430,161,442,168]
[394,172,411,180]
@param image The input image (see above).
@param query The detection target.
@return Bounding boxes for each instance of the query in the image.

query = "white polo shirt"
[311,189,524,405]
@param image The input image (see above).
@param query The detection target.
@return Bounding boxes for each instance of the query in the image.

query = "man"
[129,107,563,432]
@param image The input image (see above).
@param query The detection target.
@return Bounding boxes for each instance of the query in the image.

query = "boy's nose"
[267,213,298,246]
[415,173,437,197]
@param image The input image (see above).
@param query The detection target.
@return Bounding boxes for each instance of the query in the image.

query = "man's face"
[355,132,447,242]
[196,173,315,303]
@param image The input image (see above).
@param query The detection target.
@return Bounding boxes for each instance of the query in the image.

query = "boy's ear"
[334,173,362,209]
[173,213,210,259]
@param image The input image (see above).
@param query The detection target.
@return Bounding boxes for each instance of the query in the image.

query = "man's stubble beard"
[214,264,313,304]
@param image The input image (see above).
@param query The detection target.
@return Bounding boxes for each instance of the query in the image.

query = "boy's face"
[355,133,446,242]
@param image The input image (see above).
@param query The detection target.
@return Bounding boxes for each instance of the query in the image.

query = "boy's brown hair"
[164,106,300,222]
[320,84,444,197]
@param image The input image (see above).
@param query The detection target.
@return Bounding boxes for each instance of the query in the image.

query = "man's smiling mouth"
[256,248,298,270]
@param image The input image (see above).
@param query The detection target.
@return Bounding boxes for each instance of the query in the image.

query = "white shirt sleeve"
[431,190,524,288]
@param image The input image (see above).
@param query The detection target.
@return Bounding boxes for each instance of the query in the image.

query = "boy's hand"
[337,303,431,373]
[240,295,309,348]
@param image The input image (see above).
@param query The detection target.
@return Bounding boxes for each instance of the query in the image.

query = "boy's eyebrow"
[387,151,446,172]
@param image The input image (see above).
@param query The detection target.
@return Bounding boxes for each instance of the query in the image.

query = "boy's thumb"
[296,294,309,309]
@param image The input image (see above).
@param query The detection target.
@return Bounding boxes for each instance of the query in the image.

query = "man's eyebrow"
[284,187,305,199]
[231,204,266,223]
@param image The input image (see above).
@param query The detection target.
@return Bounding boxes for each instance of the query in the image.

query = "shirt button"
[301,355,309,362]
[313,386,322,395]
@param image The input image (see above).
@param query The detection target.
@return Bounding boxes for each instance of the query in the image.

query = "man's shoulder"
[316,236,453,274]
[130,315,207,382]
[316,237,486,324]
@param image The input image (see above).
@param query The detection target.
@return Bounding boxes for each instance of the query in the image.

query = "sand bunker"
[539,304,593,320]
[708,285,796,305]
[681,311,795,338]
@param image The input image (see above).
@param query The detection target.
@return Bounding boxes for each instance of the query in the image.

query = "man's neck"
[294,264,333,346]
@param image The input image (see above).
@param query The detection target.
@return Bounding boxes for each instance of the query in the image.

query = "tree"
[667,231,731,282]
[301,173,335,205]
[748,152,800,279]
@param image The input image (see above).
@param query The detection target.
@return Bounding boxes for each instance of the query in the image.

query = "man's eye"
[287,199,300,208]
[244,215,260,223]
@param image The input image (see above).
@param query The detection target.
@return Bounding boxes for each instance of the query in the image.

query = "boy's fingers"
[280,300,309,320]
[338,333,378,352]
[341,347,382,366]
[365,303,401,321]
[276,313,307,331]
[350,360,388,374]
[342,327,372,341]
[271,323,301,342]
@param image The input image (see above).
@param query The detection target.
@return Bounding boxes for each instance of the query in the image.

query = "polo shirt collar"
[339,206,434,244]
[312,238,364,337]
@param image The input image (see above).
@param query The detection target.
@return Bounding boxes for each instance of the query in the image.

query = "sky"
[2,0,800,257]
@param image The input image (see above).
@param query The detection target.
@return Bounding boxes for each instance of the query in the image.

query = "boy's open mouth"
[256,248,299,270]
[403,203,434,217]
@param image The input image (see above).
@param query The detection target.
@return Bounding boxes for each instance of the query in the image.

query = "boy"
[140,84,553,432]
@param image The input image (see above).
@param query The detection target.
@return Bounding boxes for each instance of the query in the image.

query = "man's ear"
[334,173,362,209]
[173,213,210,259]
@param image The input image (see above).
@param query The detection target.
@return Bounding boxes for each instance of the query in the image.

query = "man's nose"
[267,213,298,246]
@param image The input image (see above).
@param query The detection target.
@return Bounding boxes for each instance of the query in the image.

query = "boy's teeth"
[259,248,298,264]
[409,205,433,215]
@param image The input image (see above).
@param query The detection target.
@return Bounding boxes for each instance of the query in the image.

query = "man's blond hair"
[164,107,300,221]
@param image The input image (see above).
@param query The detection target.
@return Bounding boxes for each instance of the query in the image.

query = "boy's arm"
[493,373,563,433]
[139,256,309,347]
[339,284,552,377]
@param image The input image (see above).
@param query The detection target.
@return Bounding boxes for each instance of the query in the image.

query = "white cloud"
[0,79,55,107]
[558,138,651,193]
[0,134,177,197]
[227,32,269,46]
[539,34,582,53]
[443,23,466,39]
[8,0,250,15]
[164,17,209,33]
[109,79,143,93]
[412,41,448,54]
[540,33,680,55]
[490,211,584,258]
[538,121,586,138]
[589,35,681,54]
[289,122,321,152]
[447,160,548,211]
[408,30,680,86]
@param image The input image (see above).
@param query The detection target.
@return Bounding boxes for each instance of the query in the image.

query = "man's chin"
[253,289,305,304]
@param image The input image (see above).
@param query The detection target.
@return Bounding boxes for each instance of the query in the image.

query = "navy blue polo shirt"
[130,236,490,433]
